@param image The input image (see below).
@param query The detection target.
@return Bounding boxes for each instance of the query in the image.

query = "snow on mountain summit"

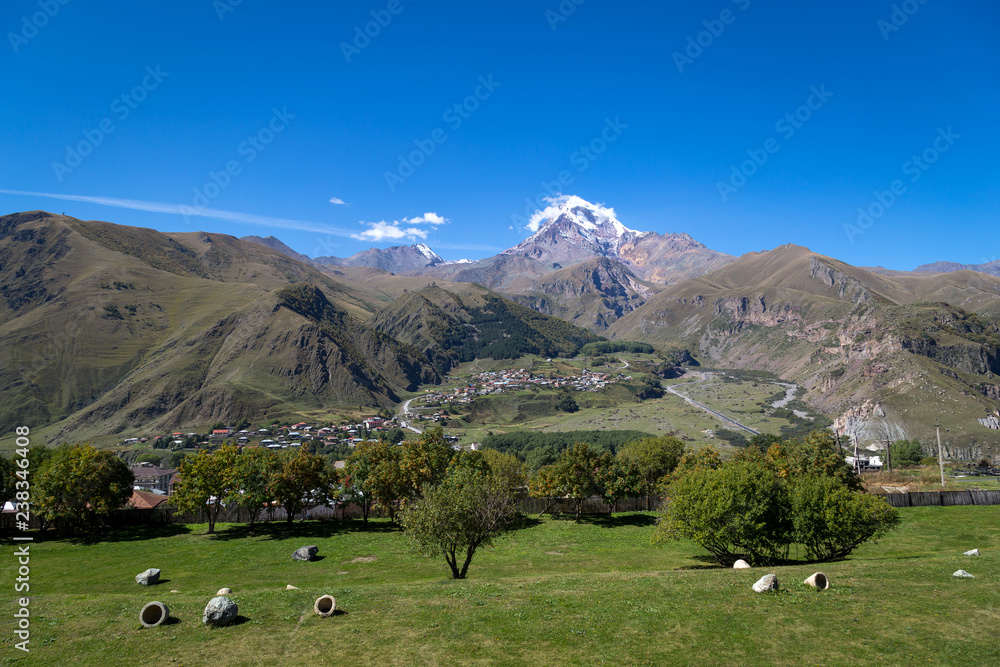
[414,243,442,262]
[525,195,641,239]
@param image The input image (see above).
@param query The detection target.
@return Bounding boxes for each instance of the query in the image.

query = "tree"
[480,448,527,493]
[348,439,404,523]
[399,466,520,579]
[618,435,685,508]
[596,455,642,514]
[0,456,14,507]
[34,445,134,529]
[397,427,453,499]
[777,431,861,491]
[653,459,793,566]
[556,394,579,413]
[890,439,924,466]
[270,449,332,524]
[528,466,564,517]
[551,442,604,519]
[170,445,238,533]
[791,475,900,561]
[228,447,278,527]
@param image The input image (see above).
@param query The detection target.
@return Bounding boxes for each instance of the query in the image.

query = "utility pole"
[935,421,946,487]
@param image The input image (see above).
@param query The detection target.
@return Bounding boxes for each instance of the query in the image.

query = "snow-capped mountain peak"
[525,195,640,240]
[413,243,442,262]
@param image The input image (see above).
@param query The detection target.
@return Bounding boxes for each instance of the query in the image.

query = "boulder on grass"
[964,549,980,557]
[314,595,336,617]
[752,574,779,593]
[292,545,319,562]
[203,596,239,627]
[953,570,975,579]
[732,560,751,569]
[804,572,830,590]
[139,601,170,628]
[135,568,160,586]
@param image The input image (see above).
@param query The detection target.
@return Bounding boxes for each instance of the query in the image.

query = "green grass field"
[3,507,998,666]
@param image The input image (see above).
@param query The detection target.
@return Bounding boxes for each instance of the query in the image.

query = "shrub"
[891,439,925,466]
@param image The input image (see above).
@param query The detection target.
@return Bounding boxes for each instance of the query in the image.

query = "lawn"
[2,507,998,666]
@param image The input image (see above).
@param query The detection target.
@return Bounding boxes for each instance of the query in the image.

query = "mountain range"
[2,198,999,459]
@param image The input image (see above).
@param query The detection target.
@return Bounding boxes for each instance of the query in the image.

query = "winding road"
[665,373,761,436]
[397,398,423,434]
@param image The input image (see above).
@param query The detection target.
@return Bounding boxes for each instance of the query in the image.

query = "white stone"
[217,587,233,595]
[732,560,751,569]
[804,572,830,590]
[953,570,975,578]
[752,574,779,592]
[964,549,980,557]
[286,584,299,590]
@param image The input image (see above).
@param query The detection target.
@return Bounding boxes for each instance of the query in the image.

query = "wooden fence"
[873,490,1000,507]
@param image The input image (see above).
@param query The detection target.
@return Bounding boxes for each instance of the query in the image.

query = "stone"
[964,549,980,557]
[752,574,779,593]
[286,584,300,590]
[804,572,830,590]
[314,595,337,617]
[217,587,233,595]
[202,596,239,627]
[135,568,160,586]
[292,545,319,562]
[139,601,170,628]
[953,570,975,578]
[732,560,751,569]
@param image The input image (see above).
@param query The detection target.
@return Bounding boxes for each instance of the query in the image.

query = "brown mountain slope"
[609,246,1000,457]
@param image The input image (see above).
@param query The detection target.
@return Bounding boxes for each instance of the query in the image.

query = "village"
[413,367,628,408]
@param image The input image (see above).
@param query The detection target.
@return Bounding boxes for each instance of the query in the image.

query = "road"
[397,398,422,434]
[665,373,761,436]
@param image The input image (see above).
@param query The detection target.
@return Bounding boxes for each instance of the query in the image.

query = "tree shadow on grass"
[63,523,193,546]
[208,519,400,542]
[577,514,658,529]
[676,555,727,570]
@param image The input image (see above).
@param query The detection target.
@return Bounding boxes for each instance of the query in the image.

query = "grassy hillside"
[2,507,997,665]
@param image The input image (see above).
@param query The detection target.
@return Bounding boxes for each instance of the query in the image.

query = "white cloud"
[403,212,448,225]
[329,197,347,205]
[351,221,428,242]
[351,211,448,243]
[0,189,356,236]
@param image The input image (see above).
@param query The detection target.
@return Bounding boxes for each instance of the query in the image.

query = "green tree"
[596,455,642,514]
[556,394,579,413]
[398,466,520,579]
[552,442,603,519]
[618,435,685,507]
[34,445,134,529]
[480,448,528,493]
[397,427,453,499]
[791,474,901,561]
[270,448,333,524]
[170,445,238,533]
[348,439,404,523]
[653,459,792,566]
[228,447,278,527]
[889,439,924,466]
[528,465,564,517]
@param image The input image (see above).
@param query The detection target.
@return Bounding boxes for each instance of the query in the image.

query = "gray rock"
[135,568,160,586]
[292,545,319,562]
[804,572,830,590]
[953,570,975,579]
[964,549,980,557]
[752,574,779,593]
[139,601,170,628]
[732,559,751,569]
[203,596,239,627]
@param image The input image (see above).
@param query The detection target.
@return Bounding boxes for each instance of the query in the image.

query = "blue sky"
[2,0,998,268]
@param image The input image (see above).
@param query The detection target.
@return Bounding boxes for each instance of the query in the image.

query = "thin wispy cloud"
[0,189,356,237]
[329,196,348,206]
[352,212,448,242]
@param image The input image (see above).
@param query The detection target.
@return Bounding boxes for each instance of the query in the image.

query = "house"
[130,463,177,494]
[128,489,170,510]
